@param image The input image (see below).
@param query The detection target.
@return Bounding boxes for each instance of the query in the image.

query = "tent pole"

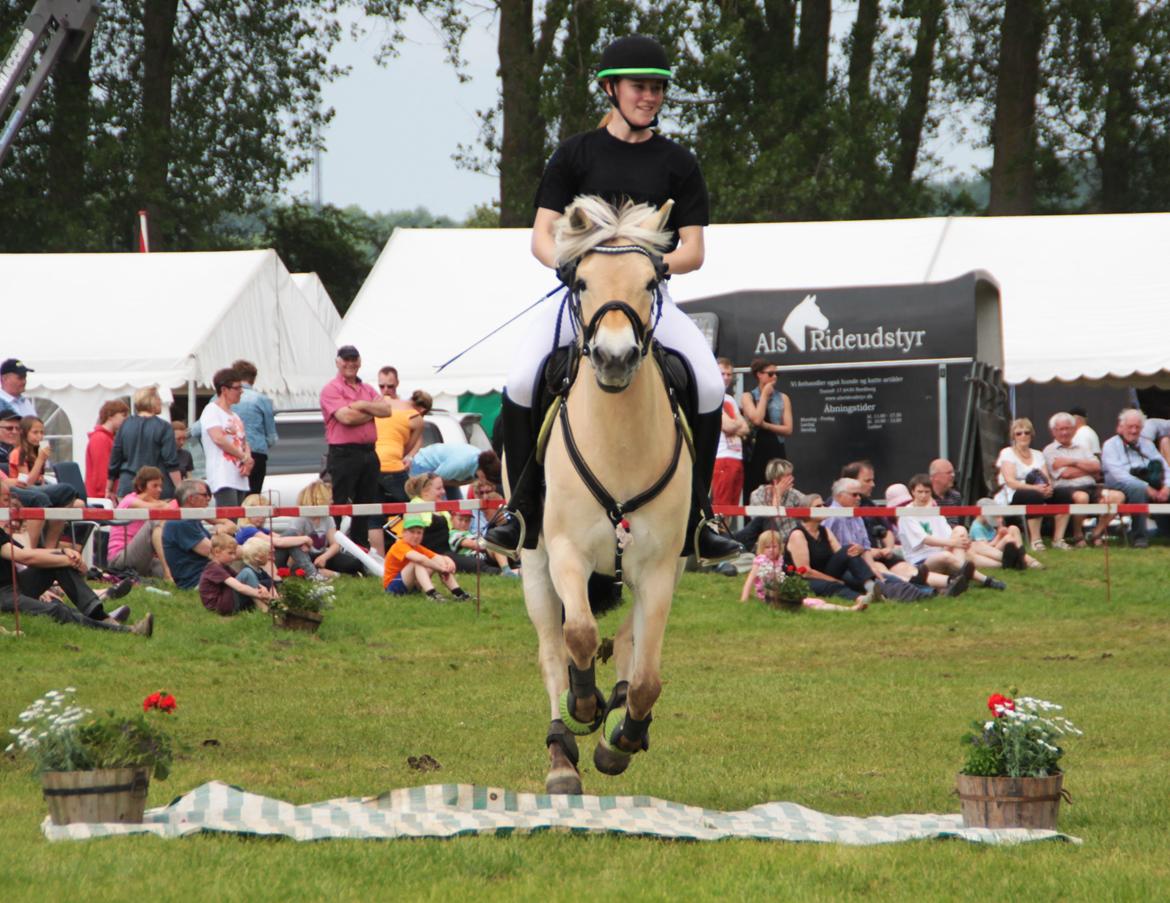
[187,380,196,425]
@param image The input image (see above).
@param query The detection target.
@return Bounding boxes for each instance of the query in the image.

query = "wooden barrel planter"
[274,608,323,633]
[956,773,1068,830]
[42,767,150,825]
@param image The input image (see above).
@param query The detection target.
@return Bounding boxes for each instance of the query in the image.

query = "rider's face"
[609,78,665,128]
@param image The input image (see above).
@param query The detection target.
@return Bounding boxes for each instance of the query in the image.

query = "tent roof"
[292,272,342,339]
[2,249,337,405]
[338,212,1170,391]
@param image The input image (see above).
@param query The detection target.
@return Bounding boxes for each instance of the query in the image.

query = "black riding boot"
[483,393,543,556]
[687,409,744,564]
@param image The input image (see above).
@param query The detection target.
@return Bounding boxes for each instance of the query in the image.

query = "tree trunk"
[988,0,1045,215]
[47,38,92,249]
[556,0,603,142]
[1099,0,1137,212]
[795,0,831,100]
[497,0,555,227]
[138,0,179,248]
[847,0,879,111]
[893,0,944,188]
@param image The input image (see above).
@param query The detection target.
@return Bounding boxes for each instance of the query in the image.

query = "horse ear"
[639,199,674,233]
[568,203,593,233]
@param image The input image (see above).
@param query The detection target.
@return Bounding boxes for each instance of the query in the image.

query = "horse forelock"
[555,196,671,264]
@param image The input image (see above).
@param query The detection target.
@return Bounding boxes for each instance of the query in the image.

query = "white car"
[258,409,492,506]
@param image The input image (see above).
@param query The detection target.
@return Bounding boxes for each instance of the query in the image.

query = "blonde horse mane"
[555,196,672,264]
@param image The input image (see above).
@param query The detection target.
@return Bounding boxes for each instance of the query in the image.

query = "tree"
[0,1,343,251]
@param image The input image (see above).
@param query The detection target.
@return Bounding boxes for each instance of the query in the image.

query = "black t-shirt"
[534,129,709,251]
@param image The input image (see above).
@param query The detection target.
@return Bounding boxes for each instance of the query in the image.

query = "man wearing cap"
[320,346,393,556]
[0,359,38,417]
[1069,406,1101,456]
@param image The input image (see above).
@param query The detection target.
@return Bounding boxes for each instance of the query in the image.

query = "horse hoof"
[546,768,583,795]
[593,739,631,776]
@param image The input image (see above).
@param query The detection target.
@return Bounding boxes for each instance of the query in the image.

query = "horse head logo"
[781,294,829,352]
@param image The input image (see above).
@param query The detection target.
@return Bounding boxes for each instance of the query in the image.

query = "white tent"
[2,249,337,476]
[338,212,1170,396]
[292,272,342,339]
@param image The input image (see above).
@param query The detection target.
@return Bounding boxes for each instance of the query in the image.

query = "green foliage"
[961,693,1082,778]
[0,1,344,251]
[270,575,335,615]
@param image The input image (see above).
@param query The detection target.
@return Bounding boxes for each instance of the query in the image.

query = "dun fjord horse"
[518,196,692,794]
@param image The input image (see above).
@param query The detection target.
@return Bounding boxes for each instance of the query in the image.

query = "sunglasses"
[762,370,778,377]
[379,383,398,391]
[1014,430,1032,436]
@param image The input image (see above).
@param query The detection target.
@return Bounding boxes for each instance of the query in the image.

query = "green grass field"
[2,547,1168,901]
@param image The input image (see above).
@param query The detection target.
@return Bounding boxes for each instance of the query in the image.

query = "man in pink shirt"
[320,345,393,555]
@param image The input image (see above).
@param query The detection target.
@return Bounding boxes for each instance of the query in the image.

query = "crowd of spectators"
[5,340,1169,633]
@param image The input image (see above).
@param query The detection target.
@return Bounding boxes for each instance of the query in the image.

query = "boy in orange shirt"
[383,514,471,602]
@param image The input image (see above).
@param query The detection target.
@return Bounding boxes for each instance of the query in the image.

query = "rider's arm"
[532,207,561,269]
[662,225,704,276]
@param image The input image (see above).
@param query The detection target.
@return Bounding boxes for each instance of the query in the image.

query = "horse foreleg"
[594,564,677,775]
[546,539,603,730]
[522,548,582,795]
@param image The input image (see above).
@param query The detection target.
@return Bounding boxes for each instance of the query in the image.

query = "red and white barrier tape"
[1,500,1167,522]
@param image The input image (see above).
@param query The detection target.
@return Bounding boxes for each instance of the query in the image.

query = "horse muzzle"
[589,343,642,392]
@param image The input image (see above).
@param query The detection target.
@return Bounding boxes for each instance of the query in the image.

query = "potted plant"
[957,692,1082,829]
[6,688,176,825]
[270,569,334,632]
[761,564,810,612]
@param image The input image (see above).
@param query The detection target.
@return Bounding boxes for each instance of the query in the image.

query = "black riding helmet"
[597,35,671,130]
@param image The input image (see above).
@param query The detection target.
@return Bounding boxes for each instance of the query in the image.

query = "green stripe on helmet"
[597,67,671,79]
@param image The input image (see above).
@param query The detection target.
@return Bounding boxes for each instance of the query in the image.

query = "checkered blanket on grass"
[42,781,1080,845]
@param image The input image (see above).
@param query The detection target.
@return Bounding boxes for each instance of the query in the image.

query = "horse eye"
[646,279,657,292]
[576,278,587,291]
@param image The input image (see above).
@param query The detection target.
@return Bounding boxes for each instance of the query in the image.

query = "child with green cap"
[383,513,471,602]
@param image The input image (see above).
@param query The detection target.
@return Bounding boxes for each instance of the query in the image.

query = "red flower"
[987,693,1014,716]
[158,694,177,714]
[796,566,808,575]
[143,692,162,712]
[276,567,290,578]
[294,568,306,577]
[785,565,795,574]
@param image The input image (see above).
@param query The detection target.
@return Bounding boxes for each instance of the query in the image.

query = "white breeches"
[506,285,724,413]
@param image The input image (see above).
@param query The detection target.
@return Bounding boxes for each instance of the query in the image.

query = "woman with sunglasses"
[993,417,1053,551]
[741,358,794,501]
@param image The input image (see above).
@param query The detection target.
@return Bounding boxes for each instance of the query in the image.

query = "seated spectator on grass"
[971,499,1041,570]
[782,500,878,607]
[236,536,278,592]
[199,367,253,508]
[1101,408,1170,548]
[382,514,471,602]
[0,482,151,635]
[732,458,813,551]
[389,472,451,549]
[993,418,1054,551]
[468,477,505,536]
[235,492,317,577]
[108,387,182,500]
[741,530,870,611]
[825,477,933,599]
[0,406,82,549]
[85,400,129,499]
[162,480,216,589]
[107,466,177,580]
[1044,411,1126,548]
[281,481,365,577]
[198,533,274,616]
[171,420,194,480]
[841,460,896,552]
[928,458,963,525]
[897,475,1004,592]
[448,510,516,576]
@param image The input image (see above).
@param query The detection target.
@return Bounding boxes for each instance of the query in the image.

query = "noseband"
[558,245,667,365]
